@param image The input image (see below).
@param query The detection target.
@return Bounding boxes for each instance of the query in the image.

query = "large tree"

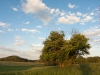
[40,31,91,67]
[40,31,66,66]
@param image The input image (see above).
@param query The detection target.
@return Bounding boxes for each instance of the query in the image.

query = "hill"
[0,55,35,62]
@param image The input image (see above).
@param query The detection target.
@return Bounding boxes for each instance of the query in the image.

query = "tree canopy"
[64,33,90,66]
[40,31,91,67]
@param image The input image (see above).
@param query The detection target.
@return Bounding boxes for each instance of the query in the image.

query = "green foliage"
[40,31,66,65]
[73,56,100,64]
[40,30,91,66]
[65,33,90,66]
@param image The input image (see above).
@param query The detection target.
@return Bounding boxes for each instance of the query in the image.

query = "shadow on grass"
[79,64,92,75]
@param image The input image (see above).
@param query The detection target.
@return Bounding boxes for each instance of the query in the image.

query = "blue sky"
[0,0,100,60]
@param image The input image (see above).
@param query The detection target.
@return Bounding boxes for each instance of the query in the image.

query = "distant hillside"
[0,55,35,62]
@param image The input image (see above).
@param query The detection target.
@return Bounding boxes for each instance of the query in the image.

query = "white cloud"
[8,28,14,31]
[60,12,65,16]
[22,28,27,31]
[81,16,93,24]
[90,12,94,15]
[30,44,43,53]
[55,8,60,13]
[58,11,95,25]
[58,17,69,24]
[15,36,22,40]
[12,7,18,11]
[58,14,80,24]
[55,8,60,15]
[22,0,51,25]
[92,39,100,43]
[0,22,9,27]
[83,26,100,38]
[77,12,82,16]
[50,9,55,14]
[31,44,43,47]
[0,46,18,52]
[14,36,25,46]
[24,21,30,24]
[82,14,87,17]
[84,16,93,22]
[38,37,45,41]
[68,3,75,8]
[98,34,100,37]
[0,46,41,60]
[0,30,5,33]
[22,0,47,13]
[22,28,40,33]
[15,40,26,46]
[36,26,42,28]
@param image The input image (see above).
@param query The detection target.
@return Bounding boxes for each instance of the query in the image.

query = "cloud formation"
[0,22,9,27]
[22,28,40,33]
[36,26,42,28]
[0,46,18,52]
[82,16,93,22]
[58,14,80,24]
[38,37,45,41]
[12,7,18,11]
[15,36,22,40]
[30,44,43,54]
[24,21,30,24]
[31,44,43,47]
[83,26,100,45]
[0,46,40,60]
[83,26,100,38]
[77,12,82,16]
[68,3,75,8]
[58,11,94,25]
[15,40,26,46]
[14,36,25,46]
[22,0,51,25]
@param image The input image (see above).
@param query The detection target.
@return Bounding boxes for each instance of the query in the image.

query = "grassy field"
[0,61,100,75]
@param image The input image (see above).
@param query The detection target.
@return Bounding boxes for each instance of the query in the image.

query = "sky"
[0,0,100,60]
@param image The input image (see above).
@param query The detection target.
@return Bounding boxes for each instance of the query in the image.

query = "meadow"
[0,61,100,75]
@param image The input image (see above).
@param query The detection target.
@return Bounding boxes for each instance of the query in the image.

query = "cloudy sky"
[0,0,100,60]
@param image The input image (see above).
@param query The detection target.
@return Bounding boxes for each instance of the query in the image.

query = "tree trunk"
[67,57,73,66]
[60,63,64,67]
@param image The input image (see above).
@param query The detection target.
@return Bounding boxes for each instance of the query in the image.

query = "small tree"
[65,33,91,66]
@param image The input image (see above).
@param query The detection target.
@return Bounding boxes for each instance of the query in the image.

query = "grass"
[0,61,100,75]
[0,61,45,72]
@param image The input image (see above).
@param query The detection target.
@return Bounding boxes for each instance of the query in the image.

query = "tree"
[73,56,86,64]
[40,31,66,67]
[40,30,91,67]
[64,32,91,66]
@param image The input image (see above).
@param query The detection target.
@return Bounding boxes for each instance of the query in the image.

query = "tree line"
[73,56,100,64]
[40,30,91,67]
